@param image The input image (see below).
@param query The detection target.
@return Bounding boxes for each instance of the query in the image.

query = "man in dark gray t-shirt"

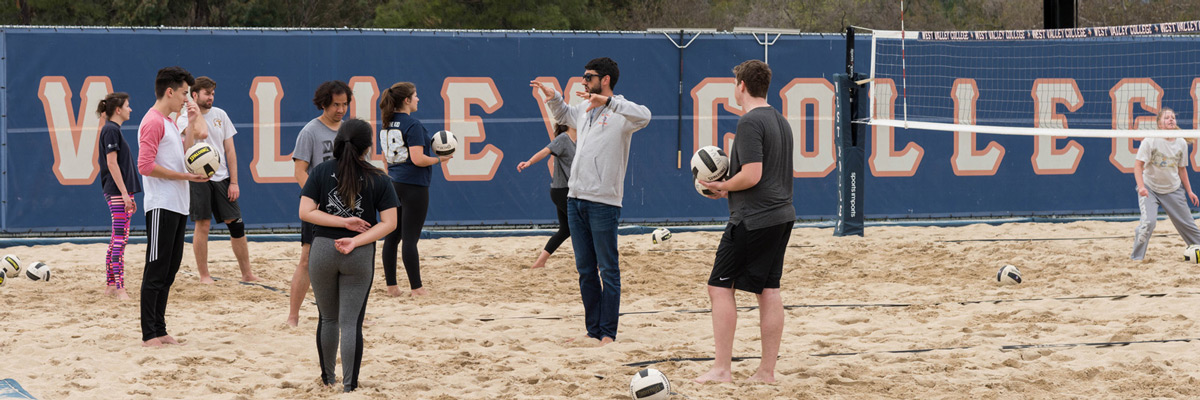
[695,60,794,385]
[727,107,796,229]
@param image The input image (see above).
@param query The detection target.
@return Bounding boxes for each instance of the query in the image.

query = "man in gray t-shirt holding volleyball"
[696,59,795,384]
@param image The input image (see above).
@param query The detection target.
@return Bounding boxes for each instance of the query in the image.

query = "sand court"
[2,220,1200,398]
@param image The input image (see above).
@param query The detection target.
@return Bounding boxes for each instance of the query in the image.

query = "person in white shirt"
[136,66,209,347]
[187,76,258,283]
[1131,107,1200,260]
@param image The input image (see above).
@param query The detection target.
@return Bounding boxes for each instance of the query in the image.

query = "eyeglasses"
[583,73,601,81]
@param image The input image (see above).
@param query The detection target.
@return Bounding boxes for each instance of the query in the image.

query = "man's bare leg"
[286,244,311,327]
[227,219,258,282]
[193,219,215,284]
[695,285,736,383]
[748,288,783,383]
[530,250,551,269]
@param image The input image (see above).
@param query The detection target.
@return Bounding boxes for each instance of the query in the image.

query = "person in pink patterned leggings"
[96,92,140,300]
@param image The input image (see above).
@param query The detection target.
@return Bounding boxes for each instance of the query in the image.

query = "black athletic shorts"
[707,220,794,294]
[190,179,242,222]
[300,221,316,245]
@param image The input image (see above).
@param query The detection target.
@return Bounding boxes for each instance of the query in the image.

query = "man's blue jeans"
[567,198,621,340]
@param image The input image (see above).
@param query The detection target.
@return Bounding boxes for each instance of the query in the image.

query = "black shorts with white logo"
[707,220,794,294]
[189,179,242,222]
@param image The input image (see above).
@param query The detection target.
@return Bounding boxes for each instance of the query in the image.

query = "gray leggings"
[1132,187,1200,260]
[309,237,375,392]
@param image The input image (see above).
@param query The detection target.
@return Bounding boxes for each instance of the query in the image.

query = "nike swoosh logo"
[718,277,731,281]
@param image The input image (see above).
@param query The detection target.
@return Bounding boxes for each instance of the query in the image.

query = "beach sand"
[2,220,1200,399]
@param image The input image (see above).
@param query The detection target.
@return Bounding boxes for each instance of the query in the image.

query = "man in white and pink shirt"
[136,66,209,348]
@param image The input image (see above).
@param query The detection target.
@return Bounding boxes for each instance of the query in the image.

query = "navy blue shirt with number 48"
[382,113,434,187]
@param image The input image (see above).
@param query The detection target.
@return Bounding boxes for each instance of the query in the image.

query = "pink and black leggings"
[105,194,131,289]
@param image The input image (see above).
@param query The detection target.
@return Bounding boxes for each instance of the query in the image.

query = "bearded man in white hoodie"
[530,57,652,346]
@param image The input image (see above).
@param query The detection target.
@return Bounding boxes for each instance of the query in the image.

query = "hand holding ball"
[692,146,729,198]
[432,130,458,157]
[185,143,220,178]
[695,179,717,197]
[690,146,728,181]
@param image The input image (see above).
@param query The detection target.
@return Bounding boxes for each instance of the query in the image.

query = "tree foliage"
[0,0,1197,32]
[373,0,608,30]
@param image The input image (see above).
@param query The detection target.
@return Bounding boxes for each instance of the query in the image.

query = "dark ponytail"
[554,124,569,136]
[379,82,416,127]
[95,92,129,120]
[333,118,383,210]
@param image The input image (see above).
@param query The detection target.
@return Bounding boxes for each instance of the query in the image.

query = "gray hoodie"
[546,92,652,207]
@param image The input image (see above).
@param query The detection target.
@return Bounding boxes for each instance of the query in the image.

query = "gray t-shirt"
[547,133,576,189]
[293,118,338,174]
[728,106,796,230]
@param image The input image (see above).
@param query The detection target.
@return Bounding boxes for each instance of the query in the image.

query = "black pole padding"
[1044,0,1077,29]
[845,26,855,75]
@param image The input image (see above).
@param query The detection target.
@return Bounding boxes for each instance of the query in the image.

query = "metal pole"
[677,30,684,169]
[1,30,8,232]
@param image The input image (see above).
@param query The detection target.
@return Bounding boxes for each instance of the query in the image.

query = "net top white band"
[869,20,1200,41]
[870,119,1200,139]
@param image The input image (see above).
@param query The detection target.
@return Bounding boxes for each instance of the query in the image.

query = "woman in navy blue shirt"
[378,82,450,297]
[97,92,140,300]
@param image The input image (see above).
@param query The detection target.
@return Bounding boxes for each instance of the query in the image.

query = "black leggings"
[382,182,429,289]
[544,187,571,254]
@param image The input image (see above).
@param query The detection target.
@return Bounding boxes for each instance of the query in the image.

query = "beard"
[199,100,213,110]
[588,83,602,95]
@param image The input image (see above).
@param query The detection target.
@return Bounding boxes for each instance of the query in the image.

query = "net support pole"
[835,26,867,237]
[677,30,684,169]
[1,30,8,232]
[654,29,704,170]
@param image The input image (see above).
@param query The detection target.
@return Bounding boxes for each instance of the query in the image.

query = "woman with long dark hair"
[299,118,398,392]
[378,82,450,297]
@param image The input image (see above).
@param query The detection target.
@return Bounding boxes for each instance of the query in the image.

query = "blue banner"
[0,28,1162,232]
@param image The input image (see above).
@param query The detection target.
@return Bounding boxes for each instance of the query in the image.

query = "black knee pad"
[227,219,246,239]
